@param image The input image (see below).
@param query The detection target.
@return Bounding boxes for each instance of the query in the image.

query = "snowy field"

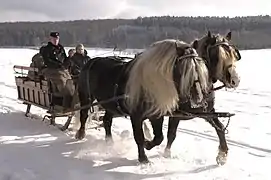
[0,47,270,180]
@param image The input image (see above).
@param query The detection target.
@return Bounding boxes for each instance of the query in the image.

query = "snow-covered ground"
[0,47,270,180]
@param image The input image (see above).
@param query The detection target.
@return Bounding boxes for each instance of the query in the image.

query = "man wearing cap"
[39,32,74,110]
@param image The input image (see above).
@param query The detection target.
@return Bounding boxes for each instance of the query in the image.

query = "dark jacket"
[40,42,68,69]
[70,52,91,76]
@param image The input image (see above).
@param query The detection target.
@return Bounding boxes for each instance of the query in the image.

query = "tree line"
[0,15,271,50]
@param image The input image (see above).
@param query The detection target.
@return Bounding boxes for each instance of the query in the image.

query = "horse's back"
[81,56,126,74]
[78,56,129,100]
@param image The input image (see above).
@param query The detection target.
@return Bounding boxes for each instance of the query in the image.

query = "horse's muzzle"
[225,67,240,88]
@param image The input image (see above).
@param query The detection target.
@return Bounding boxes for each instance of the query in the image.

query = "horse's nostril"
[231,80,236,85]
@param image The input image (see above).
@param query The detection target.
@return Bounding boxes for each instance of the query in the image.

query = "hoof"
[105,137,114,145]
[138,154,150,164]
[144,140,152,150]
[75,130,86,140]
[163,148,171,158]
[138,158,150,165]
[50,120,56,126]
[216,150,227,166]
[59,125,68,131]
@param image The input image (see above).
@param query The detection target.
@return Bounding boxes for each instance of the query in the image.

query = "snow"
[0,47,270,180]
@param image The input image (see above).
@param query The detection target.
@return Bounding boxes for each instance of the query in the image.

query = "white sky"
[0,0,270,22]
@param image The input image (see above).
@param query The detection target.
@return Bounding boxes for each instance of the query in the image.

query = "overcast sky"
[0,0,270,22]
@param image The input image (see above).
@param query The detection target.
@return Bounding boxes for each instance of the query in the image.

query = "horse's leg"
[206,113,228,166]
[144,117,164,150]
[75,92,92,140]
[213,117,228,166]
[75,108,89,140]
[164,117,180,157]
[130,114,149,164]
[102,111,114,144]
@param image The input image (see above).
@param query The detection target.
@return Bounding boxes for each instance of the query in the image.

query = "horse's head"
[192,31,241,89]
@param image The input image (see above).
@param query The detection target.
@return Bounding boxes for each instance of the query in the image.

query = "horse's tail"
[71,105,102,130]
[142,120,153,141]
[72,109,81,130]
[71,59,100,130]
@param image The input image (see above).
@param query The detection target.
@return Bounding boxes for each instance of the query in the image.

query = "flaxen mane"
[125,39,209,117]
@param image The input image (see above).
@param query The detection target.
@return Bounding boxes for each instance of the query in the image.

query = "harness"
[111,56,134,116]
[86,56,133,116]
[176,52,208,109]
[86,59,99,113]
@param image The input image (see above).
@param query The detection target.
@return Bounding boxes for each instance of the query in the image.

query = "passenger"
[39,32,74,110]
[68,48,75,58]
[70,44,91,78]
[65,49,76,72]
[27,53,44,81]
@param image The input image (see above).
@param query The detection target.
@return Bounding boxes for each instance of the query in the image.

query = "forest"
[0,15,270,50]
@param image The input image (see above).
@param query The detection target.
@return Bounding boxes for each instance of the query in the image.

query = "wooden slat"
[34,90,39,104]
[39,92,45,106]
[41,85,49,91]
[24,87,29,101]
[15,82,49,94]
[24,81,38,87]
[45,94,50,107]
[41,80,49,86]
[13,65,39,72]
[17,86,22,99]
[29,89,34,102]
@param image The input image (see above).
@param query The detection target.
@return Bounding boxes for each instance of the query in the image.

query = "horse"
[75,39,210,164]
[162,31,241,166]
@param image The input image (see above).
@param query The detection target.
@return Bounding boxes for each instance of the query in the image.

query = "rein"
[177,53,200,60]
[211,84,225,91]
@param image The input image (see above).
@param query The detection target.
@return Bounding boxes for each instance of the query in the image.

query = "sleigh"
[13,65,100,130]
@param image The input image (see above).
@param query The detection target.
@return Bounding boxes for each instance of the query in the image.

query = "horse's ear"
[207,31,211,37]
[192,40,199,49]
[226,31,232,41]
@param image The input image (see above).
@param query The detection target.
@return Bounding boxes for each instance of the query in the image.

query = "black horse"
[75,39,210,164]
[162,31,242,166]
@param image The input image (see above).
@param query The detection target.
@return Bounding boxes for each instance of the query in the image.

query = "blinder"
[234,46,241,60]
[208,42,241,61]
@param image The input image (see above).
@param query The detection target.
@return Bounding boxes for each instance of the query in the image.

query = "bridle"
[177,53,202,61]
[176,45,205,62]
[205,40,241,91]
